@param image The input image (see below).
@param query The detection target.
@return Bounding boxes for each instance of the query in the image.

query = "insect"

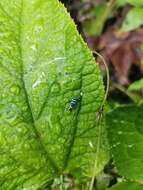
[69,96,78,111]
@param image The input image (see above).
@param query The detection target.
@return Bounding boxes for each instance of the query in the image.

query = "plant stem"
[93,51,110,109]
[88,52,110,190]
[89,111,104,190]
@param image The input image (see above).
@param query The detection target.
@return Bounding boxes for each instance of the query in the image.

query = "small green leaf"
[128,78,143,91]
[126,0,143,7]
[106,106,143,181]
[117,0,128,7]
[0,0,108,189]
[117,0,143,7]
[83,4,107,36]
[121,8,143,31]
[108,182,143,190]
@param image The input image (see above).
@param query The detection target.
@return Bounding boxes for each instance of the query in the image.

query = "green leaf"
[0,0,108,189]
[83,4,107,36]
[106,106,143,181]
[128,78,143,91]
[121,8,143,31]
[117,0,143,7]
[117,0,128,7]
[108,182,143,190]
[126,0,143,7]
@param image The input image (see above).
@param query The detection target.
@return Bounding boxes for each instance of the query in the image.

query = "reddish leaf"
[87,27,143,85]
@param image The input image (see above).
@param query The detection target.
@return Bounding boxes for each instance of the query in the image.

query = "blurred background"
[59,0,143,106]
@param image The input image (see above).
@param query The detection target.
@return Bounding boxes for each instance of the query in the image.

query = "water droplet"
[117,131,123,135]
[80,91,83,96]
[128,144,134,148]
[10,85,20,95]
[32,72,46,88]
[54,57,66,61]
[89,141,94,148]
[32,80,41,88]
[30,45,37,51]
[116,142,121,146]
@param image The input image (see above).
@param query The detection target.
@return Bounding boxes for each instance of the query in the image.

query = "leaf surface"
[128,78,143,91]
[121,8,143,31]
[106,106,143,181]
[117,0,143,7]
[108,182,143,190]
[0,0,108,189]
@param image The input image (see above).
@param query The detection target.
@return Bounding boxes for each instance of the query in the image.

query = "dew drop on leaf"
[128,144,134,148]
[10,85,20,95]
[30,44,37,51]
[117,131,123,135]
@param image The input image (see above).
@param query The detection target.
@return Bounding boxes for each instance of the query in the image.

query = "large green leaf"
[108,182,143,190]
[106,106,143,181]
[0,0,108,189]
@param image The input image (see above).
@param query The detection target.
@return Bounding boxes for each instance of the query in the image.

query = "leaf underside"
[0,0,108,189]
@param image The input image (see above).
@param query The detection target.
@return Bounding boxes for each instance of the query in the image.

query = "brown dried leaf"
[87,27,143,85]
